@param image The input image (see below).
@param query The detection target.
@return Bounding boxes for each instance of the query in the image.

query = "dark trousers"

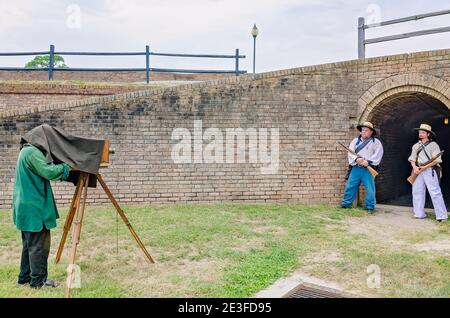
[18,227,51,288]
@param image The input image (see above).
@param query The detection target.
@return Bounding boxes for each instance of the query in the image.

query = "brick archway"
[358,73,450,123]
[357,73,450,207]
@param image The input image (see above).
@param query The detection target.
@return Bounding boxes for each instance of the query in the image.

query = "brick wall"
[0,81,181,114]
[0,49,449,209]
[0,71,230,83]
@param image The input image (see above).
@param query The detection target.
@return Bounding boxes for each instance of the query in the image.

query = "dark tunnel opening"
[370,92,450,208]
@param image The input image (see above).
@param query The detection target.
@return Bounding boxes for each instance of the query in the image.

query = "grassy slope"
[0,203,448,298]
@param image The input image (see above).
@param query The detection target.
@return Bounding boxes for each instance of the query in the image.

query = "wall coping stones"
[1,48,449,120]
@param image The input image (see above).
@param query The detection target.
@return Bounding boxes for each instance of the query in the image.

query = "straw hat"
[357,121,377,135]
[414,123,436,138]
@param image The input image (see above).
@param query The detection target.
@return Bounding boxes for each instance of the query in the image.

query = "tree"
[25,55,68,68]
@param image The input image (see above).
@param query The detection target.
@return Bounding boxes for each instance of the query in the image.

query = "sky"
[0,0,449,74]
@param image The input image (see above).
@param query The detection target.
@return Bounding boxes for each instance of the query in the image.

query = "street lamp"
[251,24,258,73]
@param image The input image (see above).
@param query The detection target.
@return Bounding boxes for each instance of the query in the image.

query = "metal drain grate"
[284,284,346,298]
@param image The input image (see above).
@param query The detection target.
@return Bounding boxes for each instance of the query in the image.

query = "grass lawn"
[0,203,449,298]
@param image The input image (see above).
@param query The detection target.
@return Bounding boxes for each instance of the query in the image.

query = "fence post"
[145,45,150,83]
[235,48,239,76]
[49,44,55,80]
[358,17,365,59]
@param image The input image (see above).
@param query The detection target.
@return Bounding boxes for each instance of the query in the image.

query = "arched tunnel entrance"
[368,92,450,208]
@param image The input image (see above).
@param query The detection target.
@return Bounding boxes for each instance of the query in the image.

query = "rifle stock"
[407,174,417,184]
[367,166,379,178]
[407,150,444,185]
[338,142,379,178]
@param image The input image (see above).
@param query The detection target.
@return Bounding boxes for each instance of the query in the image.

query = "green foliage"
[25,55,68,68]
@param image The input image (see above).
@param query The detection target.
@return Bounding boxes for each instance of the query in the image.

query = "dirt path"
[348,204,449,253]
[255,204,449,298]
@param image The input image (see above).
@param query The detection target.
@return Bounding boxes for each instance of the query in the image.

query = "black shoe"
[338,204,350,209]
[30,279,60,289]
[44,279,60,288]
[367,209,374,214]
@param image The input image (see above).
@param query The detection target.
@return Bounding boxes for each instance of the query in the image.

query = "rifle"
[407,150,444,185]
[338,141,379,178]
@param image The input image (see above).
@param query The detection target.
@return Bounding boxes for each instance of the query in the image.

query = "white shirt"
[408,141,442,165]
[347,136,384,166]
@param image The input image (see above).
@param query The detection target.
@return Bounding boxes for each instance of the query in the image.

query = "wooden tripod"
[55,171,155,298]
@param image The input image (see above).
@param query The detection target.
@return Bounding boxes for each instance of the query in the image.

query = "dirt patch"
[413,239,450,254]
[346,205,438,247]
[301,250,342,265]
[116,257,225,297]
[230,237,266,253]
[251,225,287,237]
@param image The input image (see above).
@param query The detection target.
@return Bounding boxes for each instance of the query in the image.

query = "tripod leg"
[96,173,155,264]
[56,174,84,263]
[65,173,90,298]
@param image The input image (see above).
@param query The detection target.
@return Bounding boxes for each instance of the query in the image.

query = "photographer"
[12,142,70,289]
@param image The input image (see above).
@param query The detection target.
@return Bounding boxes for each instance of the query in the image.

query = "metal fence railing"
[0,44,247,83]
[358,9,450,59]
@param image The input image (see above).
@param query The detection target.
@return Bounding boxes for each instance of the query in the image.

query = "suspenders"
[345,137,377,180]
[354,136,374,154]
[416,141,442,180]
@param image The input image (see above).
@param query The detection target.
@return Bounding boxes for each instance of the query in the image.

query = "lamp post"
[251,24,258,73]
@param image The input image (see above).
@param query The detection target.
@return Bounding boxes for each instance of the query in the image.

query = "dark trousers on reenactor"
[18,227,51,288]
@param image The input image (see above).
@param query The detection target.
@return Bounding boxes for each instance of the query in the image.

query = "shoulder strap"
[354,137,373,154]
[417,141,432,160]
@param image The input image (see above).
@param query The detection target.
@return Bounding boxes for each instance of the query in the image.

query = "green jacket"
[12,144,70,232]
